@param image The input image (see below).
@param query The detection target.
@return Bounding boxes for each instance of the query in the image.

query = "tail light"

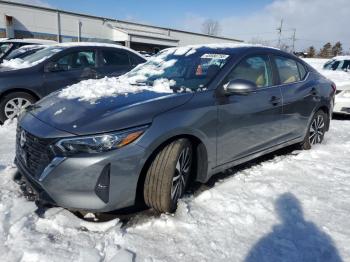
[331,82,337,93]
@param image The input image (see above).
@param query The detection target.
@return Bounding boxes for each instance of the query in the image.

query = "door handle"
[270,96,281,106]
[310,87,319,96]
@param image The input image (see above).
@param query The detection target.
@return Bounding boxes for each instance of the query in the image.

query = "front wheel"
[300,110,327,150]
[143,139,193,213]
[0,92,36,123]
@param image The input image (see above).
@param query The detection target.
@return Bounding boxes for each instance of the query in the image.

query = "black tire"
[0,92,36,123]
[300,110,327,150]
[144,139,193,213]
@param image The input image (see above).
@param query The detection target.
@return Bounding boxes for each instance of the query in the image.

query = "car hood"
[28,90,193,135]
[0,65,31,74]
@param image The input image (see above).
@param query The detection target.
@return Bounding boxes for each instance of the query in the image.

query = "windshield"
[6,46,44,60]
[0,42,13,58]
[125,48,231,91]
[22,46,65,64]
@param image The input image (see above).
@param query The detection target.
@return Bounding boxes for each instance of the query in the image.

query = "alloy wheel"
[4,98,32,119]
[309,114,325,145]
[171,147,191,201]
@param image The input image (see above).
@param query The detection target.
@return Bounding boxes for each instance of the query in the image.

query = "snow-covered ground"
[1,59,350,262]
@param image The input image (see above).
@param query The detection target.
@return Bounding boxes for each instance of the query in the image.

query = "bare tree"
[201,19,221,36]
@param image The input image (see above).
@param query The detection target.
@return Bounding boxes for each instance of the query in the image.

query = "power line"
[277,19,283,47]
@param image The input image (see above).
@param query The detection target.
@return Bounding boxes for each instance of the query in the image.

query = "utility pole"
[291,28,296,52]
[277,19,283,48]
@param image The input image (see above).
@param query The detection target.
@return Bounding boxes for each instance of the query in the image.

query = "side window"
[226,55,272,88]
[55,51,96,71]
[297,62,307,80]
[129,53,145,66]
[101,50,130,66]
[275,56,301,84]
[342,60,350,71]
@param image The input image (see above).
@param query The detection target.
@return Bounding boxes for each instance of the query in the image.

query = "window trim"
[272,54,310,87]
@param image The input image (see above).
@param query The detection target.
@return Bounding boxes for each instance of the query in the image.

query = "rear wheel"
[144,139,193,213]
[0,92,36,123]
[300,110,327,150]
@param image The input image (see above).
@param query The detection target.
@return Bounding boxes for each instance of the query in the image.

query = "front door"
[273,55,319,140]
[216,55,284,165]
[43,50,97,95]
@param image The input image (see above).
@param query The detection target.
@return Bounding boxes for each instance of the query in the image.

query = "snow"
[1,56,50,69]
[58,58,177,103]
[0,58,350,261]
[1,119,350,261]
[304,58,350,90]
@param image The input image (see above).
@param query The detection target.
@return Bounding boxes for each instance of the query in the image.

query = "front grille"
[16,127,56,179]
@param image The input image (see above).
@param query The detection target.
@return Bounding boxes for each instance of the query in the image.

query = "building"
[0,0,242,53]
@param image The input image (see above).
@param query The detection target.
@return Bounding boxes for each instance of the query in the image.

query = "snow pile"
[58,58,177,103]
[0,118,350,261]
[304,58,350,89]
[1,56,49,69]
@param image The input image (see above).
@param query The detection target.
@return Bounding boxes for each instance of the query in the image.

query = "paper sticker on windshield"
[51,48,64,53]
[201,54,229,59]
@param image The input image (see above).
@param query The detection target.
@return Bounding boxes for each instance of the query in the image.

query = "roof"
[2,38,57,44]
[42,42,145,58]
[0,0,242,43]
[163,43,280,54]
[114,27,179,43]
[332,56,350,61]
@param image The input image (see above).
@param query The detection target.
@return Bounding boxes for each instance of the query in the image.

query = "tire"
[300,110,327,150]
[144,139,193,213]
[0,92,36,123]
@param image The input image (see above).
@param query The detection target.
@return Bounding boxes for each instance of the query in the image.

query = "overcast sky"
[8,0,350,52]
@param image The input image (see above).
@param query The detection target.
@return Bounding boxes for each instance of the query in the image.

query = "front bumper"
[15,136,147,213]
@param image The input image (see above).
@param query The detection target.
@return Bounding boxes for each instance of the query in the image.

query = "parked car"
[321,56,350,115]
[15,44,335,214]
[2,44,46,61]
[0,42,146,122]
[0,38,56,63]
[323,56,350,71]
[333,84,350,115]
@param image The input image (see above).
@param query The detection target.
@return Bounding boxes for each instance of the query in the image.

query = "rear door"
[43,49,97,94]
[273,55,318,140]
[216,54,284,165]
[97,48,133,77]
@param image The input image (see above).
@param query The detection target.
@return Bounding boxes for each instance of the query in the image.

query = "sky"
[9,0,350,52]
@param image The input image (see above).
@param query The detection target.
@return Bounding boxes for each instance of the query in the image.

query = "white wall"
[0,1,241,46]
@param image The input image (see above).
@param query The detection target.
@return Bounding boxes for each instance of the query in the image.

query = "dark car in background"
[0,42,146,122]
[2,44,46,61]
[15,44,335,214]
[0,38,56,63]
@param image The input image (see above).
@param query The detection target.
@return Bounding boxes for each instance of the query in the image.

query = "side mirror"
[223,79,258,95]
[44,62,67,72]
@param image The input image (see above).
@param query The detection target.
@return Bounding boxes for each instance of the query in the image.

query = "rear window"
[297,62,307,80]
[275,56,301,84]
[101,50,130,66]
[129,53,145,65]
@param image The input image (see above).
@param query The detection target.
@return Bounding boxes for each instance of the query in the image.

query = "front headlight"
[56,126,148,155]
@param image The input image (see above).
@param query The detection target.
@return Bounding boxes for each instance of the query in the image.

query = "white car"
[320,56,350,115]
[323,56,350,72]
[333,84,350,115]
